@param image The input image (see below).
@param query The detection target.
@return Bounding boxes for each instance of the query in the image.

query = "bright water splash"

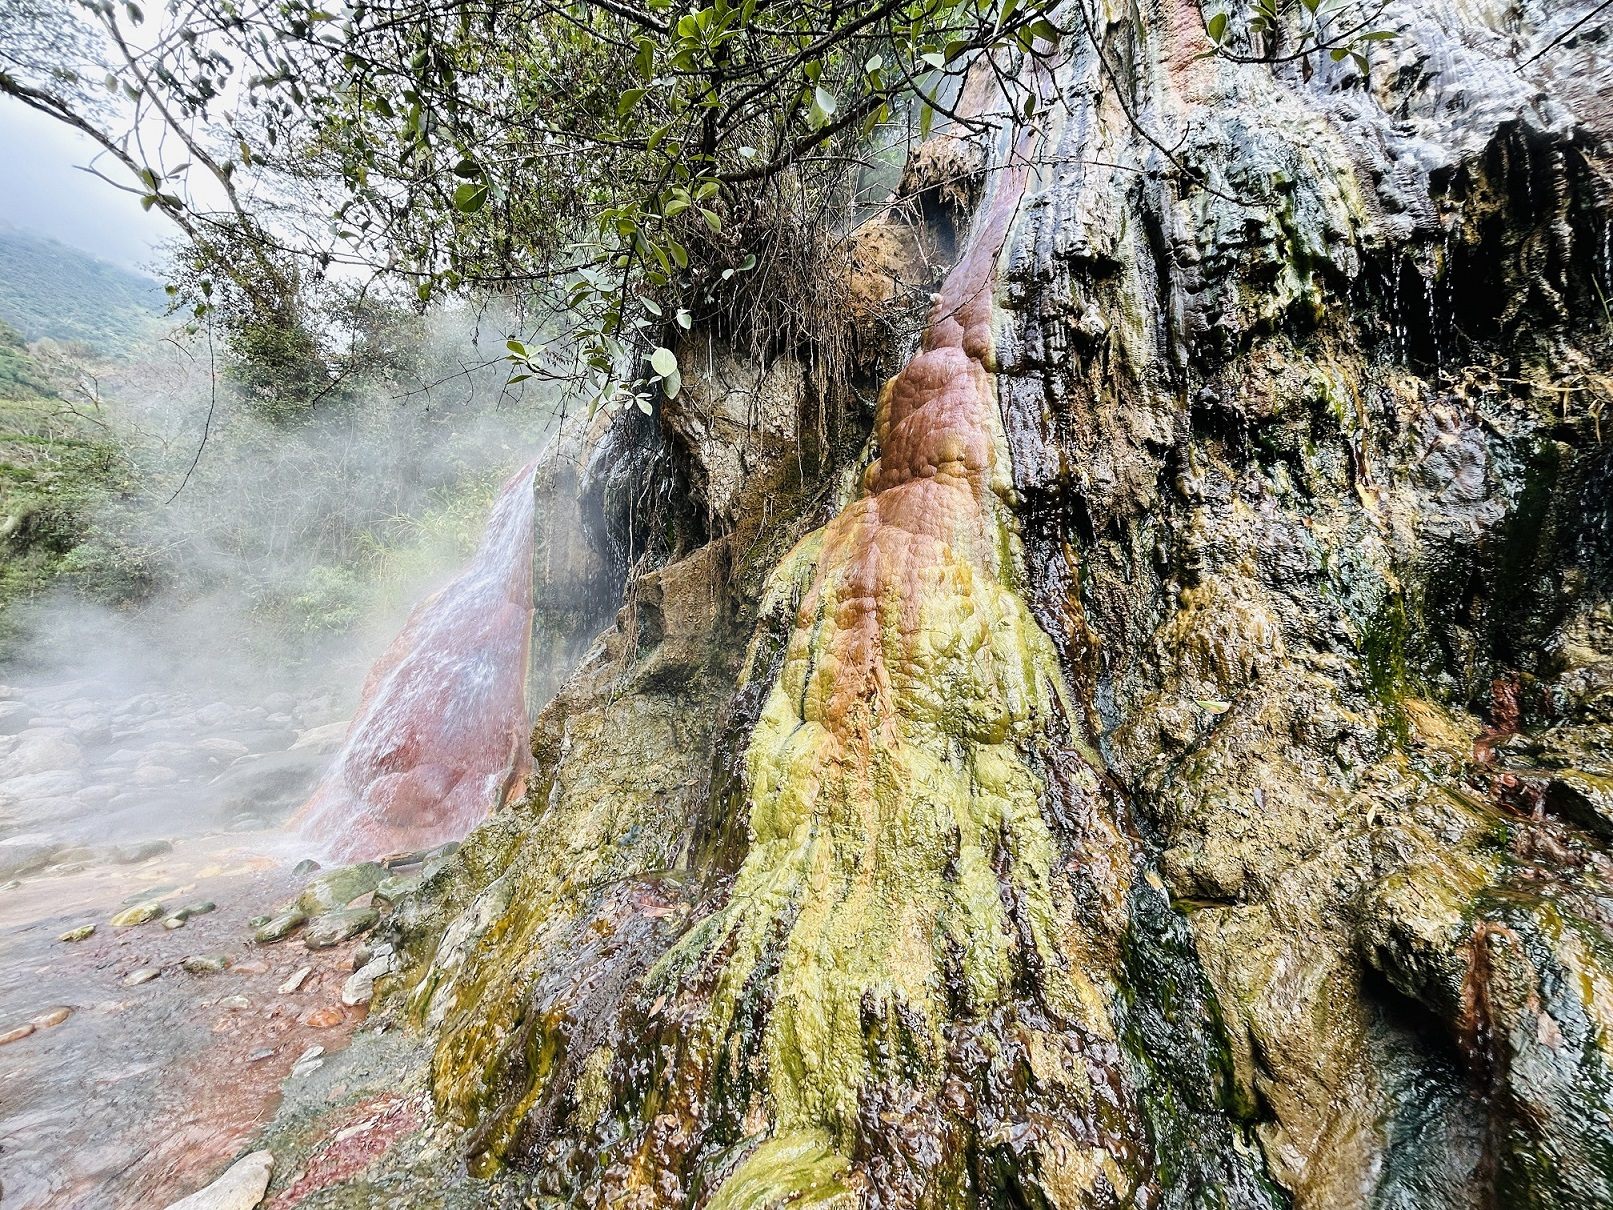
[295,461,539,860]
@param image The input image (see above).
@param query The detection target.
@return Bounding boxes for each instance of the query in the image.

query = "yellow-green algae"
[653,123,1133,1201]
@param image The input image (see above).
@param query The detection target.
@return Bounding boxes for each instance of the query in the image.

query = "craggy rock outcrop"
[261,1,1613,1206]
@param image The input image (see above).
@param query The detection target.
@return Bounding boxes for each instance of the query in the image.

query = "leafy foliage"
[2,0,1061,414]
[1,0,1395,419]
[1198,0,1396,77]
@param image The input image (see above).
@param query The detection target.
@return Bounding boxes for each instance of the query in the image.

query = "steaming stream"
[0,455,547,1207]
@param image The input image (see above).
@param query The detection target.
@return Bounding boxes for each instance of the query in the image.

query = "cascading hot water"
[295,461,540,860]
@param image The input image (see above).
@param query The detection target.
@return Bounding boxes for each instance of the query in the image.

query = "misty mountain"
[0,225,163,353]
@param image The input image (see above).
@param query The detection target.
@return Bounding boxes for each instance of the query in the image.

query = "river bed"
[0,679,368,1208]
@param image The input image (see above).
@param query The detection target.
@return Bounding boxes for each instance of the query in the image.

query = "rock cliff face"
[266,1,1613,1205]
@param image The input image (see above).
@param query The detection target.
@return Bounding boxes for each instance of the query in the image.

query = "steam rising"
[0,307,563,851]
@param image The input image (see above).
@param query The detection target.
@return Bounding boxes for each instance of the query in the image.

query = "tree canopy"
[0,0,1396,410]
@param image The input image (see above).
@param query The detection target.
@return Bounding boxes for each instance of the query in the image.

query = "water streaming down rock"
[295,461,540,861]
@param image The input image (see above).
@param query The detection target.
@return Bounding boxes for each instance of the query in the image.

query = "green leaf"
[1207,11,1227,42]
[663,367,681,398]
[635,37,655,78]
[1196,699,1232,715]
[453,158,482,178]
[617,87,647,117]
[453,181,489,213]
[701,207,721,232]
[676,308,692,329]
[641,298,662,316]
[506,338,528,356]
[920,51,945,69]
[649,346,678,377]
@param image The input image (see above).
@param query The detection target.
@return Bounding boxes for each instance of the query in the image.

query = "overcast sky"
[0,98,177,273]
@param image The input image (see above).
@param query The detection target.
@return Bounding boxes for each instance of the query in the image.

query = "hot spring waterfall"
[295,461,540,860]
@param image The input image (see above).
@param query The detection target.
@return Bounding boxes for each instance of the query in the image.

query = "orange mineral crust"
[668,118,1133,1194]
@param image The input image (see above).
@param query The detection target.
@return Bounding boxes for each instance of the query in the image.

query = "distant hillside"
[0,227,163,353]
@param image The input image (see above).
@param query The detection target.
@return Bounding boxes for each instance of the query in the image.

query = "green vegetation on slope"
[0,320,132,643]
[0,227,161,353]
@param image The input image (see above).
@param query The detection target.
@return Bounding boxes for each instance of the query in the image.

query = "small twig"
[165,317,218,503]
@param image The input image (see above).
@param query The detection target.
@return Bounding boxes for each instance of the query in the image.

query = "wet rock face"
[290,3,1613,1207]
[994,1,1613,1206]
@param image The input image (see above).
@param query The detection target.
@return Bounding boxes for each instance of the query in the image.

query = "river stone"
[0,837,59,879]
[121,883,177,905]
[57,924,95,942]
[278,966,312,993]
[173,900,218,920]
[112,839,174,864]
[303,906,379,950]
[159,1149,273,1210]
[0,700,31,735]
[194,702,235,728]
[206,748,324,817]
[253,908,307,944]
[290,720,349,753]
[374,873,418,904]
[122,967,161,986]
[0,1023,36,1045]
[1,731,79,774]
[0,770,84,799]
[181,954,233,975]
[291,858,321,877]
[111,900,165,927]
[296,862,385,915]
[340,950,396,1007]
[195,737,251,761]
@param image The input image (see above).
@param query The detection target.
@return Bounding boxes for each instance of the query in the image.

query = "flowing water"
[294,461,540,861]
[0,461,548,1206]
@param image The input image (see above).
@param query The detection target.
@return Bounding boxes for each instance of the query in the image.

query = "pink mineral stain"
[295,461,539,860]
